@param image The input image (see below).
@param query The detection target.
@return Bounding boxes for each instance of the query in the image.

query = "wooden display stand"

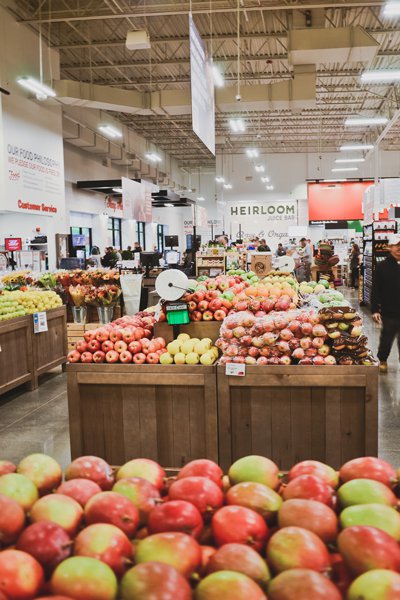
[0,315,35,395]
[154,321,221,344]
[67,364,218,467]
[0,306,68,395]
[217,365,378,471]
[67,323,98,351]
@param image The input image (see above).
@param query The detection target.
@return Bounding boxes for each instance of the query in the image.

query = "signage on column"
[189,14,215,155]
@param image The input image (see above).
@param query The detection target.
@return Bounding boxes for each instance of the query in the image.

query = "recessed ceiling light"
[261,176,270,183]
[215,176,225,183]
[266,185,274,191]
[229,118,246,133]
[246,148,259,158]
[98,124,123,139]
[255,165,265,173]
[332,167,359,172]
[383,1,400,17]
[361,70,400,83]
[145,152,162,163]
[212,65,225,88]
[335,158,366,163]
[223,183,233,190]
[340,144,374,151]
[17,76,56,100]
[345,116,389,126]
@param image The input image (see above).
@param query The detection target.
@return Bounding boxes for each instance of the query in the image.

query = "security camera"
[235,94,241,102]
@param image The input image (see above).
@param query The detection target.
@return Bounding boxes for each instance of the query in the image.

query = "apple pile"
[66,314,166,365]
[217,310,337,365]
[319,306,375,366]
[160,333,219,366]
[1,453,400,599]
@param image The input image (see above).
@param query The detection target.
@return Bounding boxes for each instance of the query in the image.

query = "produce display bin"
[67,322,98,351]
[0,315,35,395]
[32,306,68,387]
[154,321,222,344]
[217,365,378,471]
[67,364,218,466]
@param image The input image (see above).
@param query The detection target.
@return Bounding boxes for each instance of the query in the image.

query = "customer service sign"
[225,201,298,241]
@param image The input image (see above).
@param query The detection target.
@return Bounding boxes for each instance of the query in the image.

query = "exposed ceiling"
[5,0,400,169]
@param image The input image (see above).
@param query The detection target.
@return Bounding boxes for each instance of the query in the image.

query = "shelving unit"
[362,220,397,307]
[196,249,226,277]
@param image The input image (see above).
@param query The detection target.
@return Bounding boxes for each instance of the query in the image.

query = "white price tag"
[225,363,246,377]
[33,312,48,334]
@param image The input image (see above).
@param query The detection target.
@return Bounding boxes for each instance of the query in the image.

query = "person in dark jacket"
[350,243,361,288]
[371,234,400,373]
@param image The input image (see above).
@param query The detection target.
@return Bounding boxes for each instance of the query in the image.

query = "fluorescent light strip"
[261,176,270,183]
[246,148,259,158]
[145,152,162,163]
[332,167,359,172]
[17,76,56,99]
[112,187,123,193]
[223,183,233,190]
[345,116,389,126]
[212,65,225,88]
[361,70,400,83]
[215,176,225,183]
[323,179,347,182]
[335,158,365,163]
[255,165,265,173]
[229,118,246,133]
[383,1,400,17]
[340,144,374,151]
[196,196,205,201]
[99,124,123,139]
[266,185,274,191]
[164,203,174,207]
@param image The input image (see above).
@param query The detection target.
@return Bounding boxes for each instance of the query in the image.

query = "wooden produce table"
[154,321,221,344]
[0,315,35,395]
[217,365,378,472]
[0,306,68,395]
[67,364,218,467]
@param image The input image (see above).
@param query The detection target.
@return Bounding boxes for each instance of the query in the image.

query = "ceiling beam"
[18,1,385,24]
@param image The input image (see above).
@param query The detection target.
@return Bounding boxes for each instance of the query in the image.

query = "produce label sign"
[226,363,246,377]
[33,311,48,334]
[225,201,298,243]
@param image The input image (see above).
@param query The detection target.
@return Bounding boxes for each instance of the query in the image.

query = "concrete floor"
[0,289,399,470]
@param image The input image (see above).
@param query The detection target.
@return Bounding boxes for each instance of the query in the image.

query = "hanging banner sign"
[189,14,215,155]
[225,201,298,242]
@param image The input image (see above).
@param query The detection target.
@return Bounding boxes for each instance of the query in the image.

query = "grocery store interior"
[1,0,400,597]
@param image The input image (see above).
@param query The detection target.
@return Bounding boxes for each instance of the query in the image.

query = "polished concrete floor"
[0,289,399,470]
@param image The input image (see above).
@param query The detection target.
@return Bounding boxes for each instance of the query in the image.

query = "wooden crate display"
[32,306,68,386]
[0,315,34,395]
[217,365,378,472]
[67,364,218,467]
[153,321,222,344]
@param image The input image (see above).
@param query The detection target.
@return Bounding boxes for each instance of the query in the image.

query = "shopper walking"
[371,234,400,373]
[258,239,271,252]
[298,237,313,282]
[87,246,102,268]
[350,243,361,288]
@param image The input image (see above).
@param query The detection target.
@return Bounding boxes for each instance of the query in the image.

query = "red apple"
[146,352,159,364]
[101,340,114,353]
[122,329,135,344]
[267,526,331,573]
[226,482,282,521]
[112,478,160,525]
[0,549,44,600]
[65,456,114,491]
[338,525,400,575]
[74,523,132,577]
[135,532,201,578]
[84,330,97,343]
[17,521,72,574]
[148,500,203,539]
[67,350,81,363]
[0,494,25,545]
[109,330,122,343]
[85,491,139,538]
[169,477,224,520]
[257,357,268,365]
[128,341,142,354]
[0,460,16,476]
[340,457,396,487]
[119,350,132,363]
[212,506,268,552]
[283,475,333,506]
[214,310,226,321]
[178,460,223,489]
[300,337,312,350]
[202,311,213,321]
[117,459,165,491]
[30,494,83,537]
[133,352,146,364]
[301,322,313,336]
[197,571,267,599]
[288,460,339,489]
[198,300,209,312]
[106,350,119,363]
[51,556,117,600]
[80,352,93,363]
[120,562,192,600]
[95,329,110,342]
[76,340,88,353]
[93,350,106,363]
[114,340,127,354]
[318,344,331,357]
[313,355,325,366]
[87,339,101,353]
[57,479,102,507]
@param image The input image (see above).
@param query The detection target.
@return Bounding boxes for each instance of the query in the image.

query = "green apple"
[338,479,397,508]
[51,556,117,600]
[160,352,174,365]
[340,503,400,540]
[347,569,400,600]
[0,473,38,511]
[228,455,279,490]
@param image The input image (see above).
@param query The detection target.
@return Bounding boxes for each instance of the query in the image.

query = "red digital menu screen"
[5,238,22,251]
[308,181,373,222]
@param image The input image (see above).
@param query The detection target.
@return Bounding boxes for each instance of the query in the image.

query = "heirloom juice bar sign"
[226,201,298,241]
